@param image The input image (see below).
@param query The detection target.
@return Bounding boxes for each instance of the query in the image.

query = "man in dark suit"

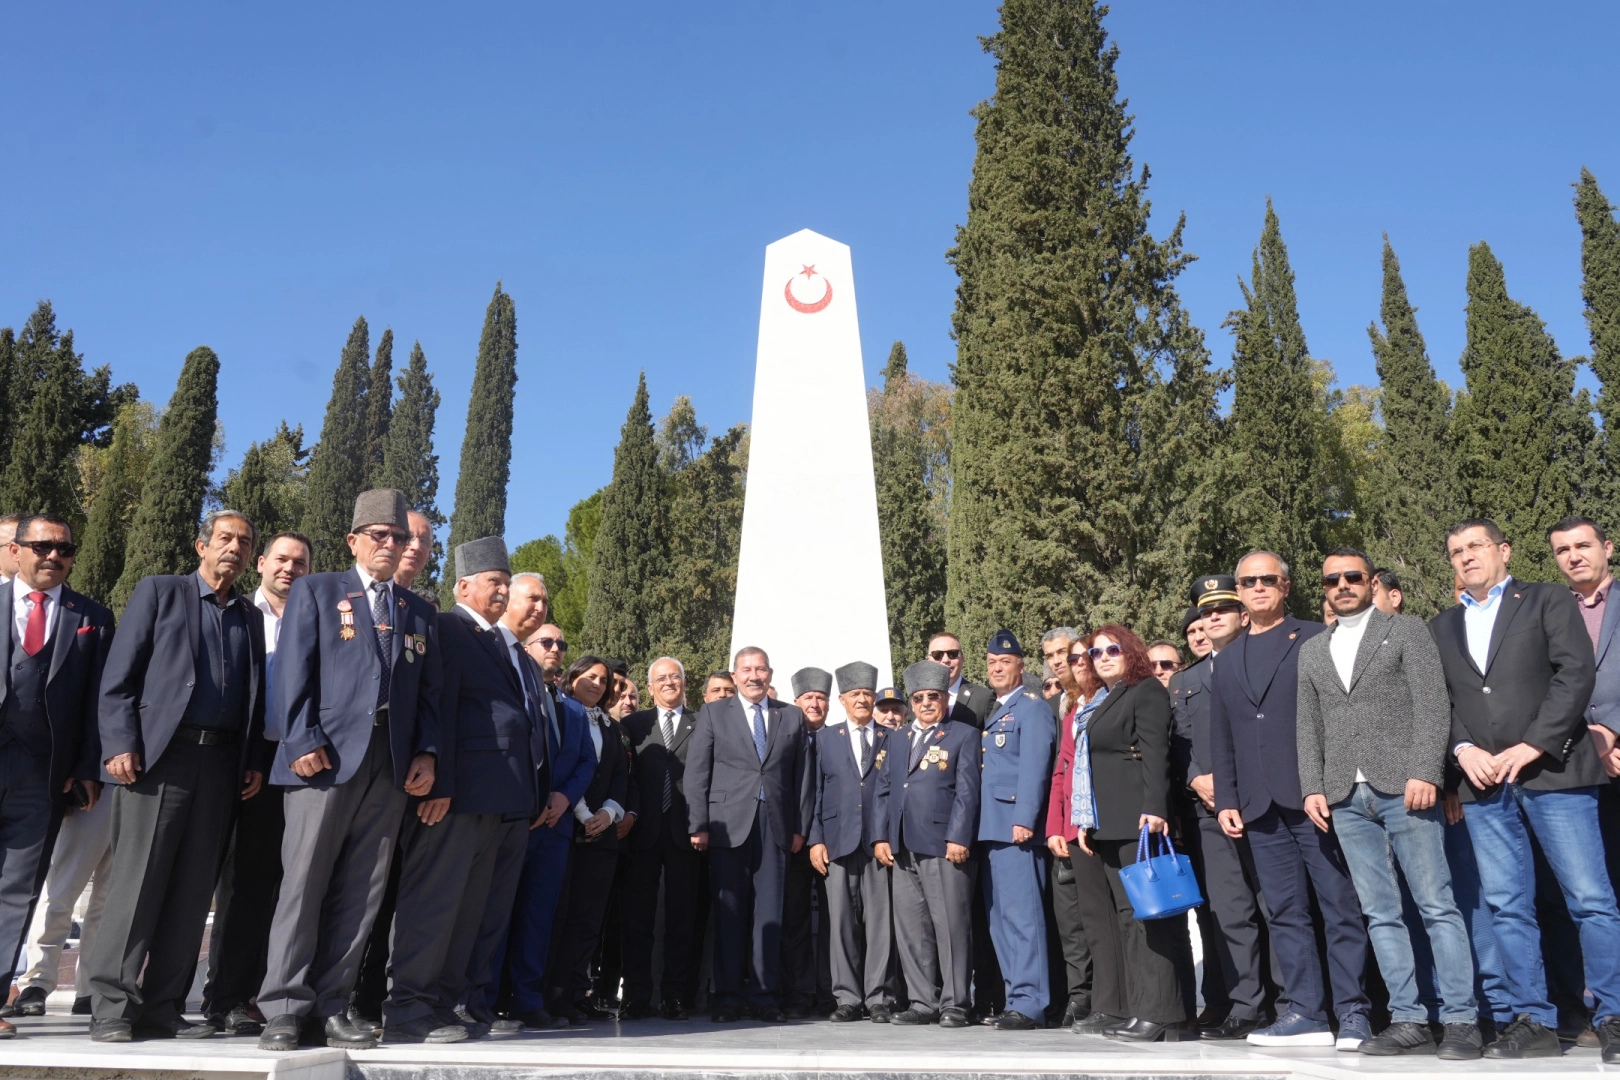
[88,510,266,1042]
[257,490,441,1052]
[382,538,545,1044]
[619,655,706,1020]
[1209,550,1369,1050]
[810,661,895,1023]
[928,633,992,729]
[684,645,814,1021]
[874,660,981,1028]
[782,666,833,1018]
[1432,519,1620,1061]
[0,515,113,1041]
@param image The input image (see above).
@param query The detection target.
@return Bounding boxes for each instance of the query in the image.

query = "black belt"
[374,705,390,728]
[174,724,238,747]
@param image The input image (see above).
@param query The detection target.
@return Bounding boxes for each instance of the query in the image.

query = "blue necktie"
[371,582,393,710]
[752,702,768,761]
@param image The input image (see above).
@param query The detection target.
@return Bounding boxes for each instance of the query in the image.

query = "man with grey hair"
[1040,627,1081,718]
[509,571,549,625]
[0,513,23,582]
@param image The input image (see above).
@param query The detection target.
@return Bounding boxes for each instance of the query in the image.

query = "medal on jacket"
[874,749,886,770]
[927,746,949,771]
[403,635,415,662]
[338,599,355,641]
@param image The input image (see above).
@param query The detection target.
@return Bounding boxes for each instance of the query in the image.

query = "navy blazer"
[574,711,634,851]
[432,607,545,817]
[977,689,1057,842]
[1208,616,1326,820]
[99,573,268,781]
[541,685,598,837]
[683,694,814,851]
[266,568,441,789]
[622,703,698,850]
[0,581,114,799]
[875,719,980,857]
[810,721,890,860]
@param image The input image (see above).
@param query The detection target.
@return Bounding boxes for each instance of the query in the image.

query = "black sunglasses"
[20,540,77,558]
[532,636,567,651]
[1087,644,1124,660]
[929,649,962,661]
[1151,659,1181,672]
[1238,574,1283,588]
[910,690,944,703]
[1322,570,1368,588]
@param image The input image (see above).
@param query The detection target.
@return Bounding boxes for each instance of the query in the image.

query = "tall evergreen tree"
[0,327,15,470]
[444,284,517,597]
[301,317,371,571]
[945,0,1225,658]
[1452,242,1583,582]
[0,328,83,517]
[377,341,444,585]
[224,423,310,544]
[75,402,154,602]
[873,342,946,667]
[111,347,221,612]
[1577,168,1620,509]
[581,373,667,666]
[363,328,395,487]
[1364,238,1458,617]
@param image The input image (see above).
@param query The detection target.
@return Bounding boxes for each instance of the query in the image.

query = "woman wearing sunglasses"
[1053,625,1186,1042]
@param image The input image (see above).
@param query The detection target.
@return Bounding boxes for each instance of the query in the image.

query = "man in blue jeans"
[1297,548,1480,1059]
[1430,519,1620,1062]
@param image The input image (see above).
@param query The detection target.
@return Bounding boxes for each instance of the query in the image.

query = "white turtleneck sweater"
[1330,605,1374,783]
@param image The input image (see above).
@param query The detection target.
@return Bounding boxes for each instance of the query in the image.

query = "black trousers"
[708,803,788,1008]
[1194,810,1280,1021]
[1071,837,1188,1023]
[548,842,621,1000]
[970,846,1004,1014]
[1048,855,1093,1015]
[202,783,285,1015]
[620,829,707,1006]
[88,739,239,1024]
[782,846,832,1008]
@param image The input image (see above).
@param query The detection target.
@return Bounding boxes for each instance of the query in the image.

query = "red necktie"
[23,591,47,656]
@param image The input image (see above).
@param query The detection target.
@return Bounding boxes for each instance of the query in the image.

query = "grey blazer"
[1586,585,1620,737]
[1296,607,1452,805]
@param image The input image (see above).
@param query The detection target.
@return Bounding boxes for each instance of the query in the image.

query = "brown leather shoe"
[0,1017,16,1038]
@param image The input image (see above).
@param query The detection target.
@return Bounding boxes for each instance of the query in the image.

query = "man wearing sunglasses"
[927,632,993,729]
[1297,548,1479,1059]
[0,516,113,1041]
[258,490,442,1051]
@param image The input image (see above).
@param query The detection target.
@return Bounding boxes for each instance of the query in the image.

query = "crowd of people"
[0,492,1617,1066]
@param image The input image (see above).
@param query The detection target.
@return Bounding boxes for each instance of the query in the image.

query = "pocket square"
[77,625,96,635]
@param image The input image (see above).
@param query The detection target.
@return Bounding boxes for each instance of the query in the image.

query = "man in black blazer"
[1431,519,1620,1061]
[0,515,113,1040]
[88,511,267,1042]
[1209,551,1369,1050]
[619,656,706,1020]
[257,490,441,1052]
[684,646,814,1021]
[929,633,993,729]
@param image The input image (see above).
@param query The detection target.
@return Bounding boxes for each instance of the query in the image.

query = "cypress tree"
[377,341,445,585]
[223,423,309,545]
[873,342,946,667]
[1578,168,1620,509]
[0,328,83,518]
[75,402,156,602]
[581,373,667,666]
[1364,238,1458,617]
[111,347,221,612]
[443,284,517,598]
[363,328,395,487]
[1452,242,1583,582]
[301,317,371,571]
[0,327,15,470]
[945,0,1226,656]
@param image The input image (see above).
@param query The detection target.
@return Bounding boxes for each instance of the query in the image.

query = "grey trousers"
[891,848,974,1014]
[258,726,405,1019]
[0,743,54,987]
[19,793,112,996]
[826,849,896,1008]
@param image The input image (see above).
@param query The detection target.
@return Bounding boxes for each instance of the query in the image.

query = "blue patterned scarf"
[1070,686,1108,831]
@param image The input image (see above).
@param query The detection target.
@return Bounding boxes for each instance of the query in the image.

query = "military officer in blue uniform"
[977,629,1058,1030]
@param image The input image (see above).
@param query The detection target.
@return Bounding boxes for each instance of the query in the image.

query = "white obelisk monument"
[730,229,892,719]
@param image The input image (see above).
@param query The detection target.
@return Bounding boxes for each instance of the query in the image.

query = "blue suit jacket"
[1586,585,1620,741]
[875,719,980,857]
[977,689,1057,843]
[1208,616,1327,819]
[266,568,441,788]
[432,607,545,817]
[541,686,597,837]
[810,721,890,860]
[683,694,815,850]
[99,574,267,781]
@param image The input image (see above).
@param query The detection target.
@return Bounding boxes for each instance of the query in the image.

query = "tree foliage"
[1578,168,1620,509]
[75,401,161,602]
[444,284,517,599]
[377,341,444,586]
[364,328,395,487]
[301,317,372,571]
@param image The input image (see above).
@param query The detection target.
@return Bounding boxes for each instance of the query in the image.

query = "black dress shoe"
[891,1007,938,1025]
[1071,1010,1128,1035]
[217,1005,264,1035]
[830,1003,863,1022]
[13,986,46,1017]
[660,998,690,1021]
[868,1003,893,1023]
[712,1007,741,1023]
[90,1017,133,1043]
[575,998,617,1021]
[939,1008,969,1028]
[72,995,93,1016]
[347,1004,383,1034]
[783,1002,811,1020]
[755,1004,785,1022]
[1104,1017,1181,1042]
[993,1009,1041,1031]
[1200,1013,1259,1040]
[977,1009,1003,1026]
[324,1012,380,1049]
[620,1000,656,1021]
[383,1016,468,1043]
[134,1016,215,1040]
[552,1002,589,1026]
[514,1008,569,1031]
[1062,999,1088,1026]
[258,1014,301,1051]
[1483,1015,1562,1059]
[1598,1016,1620,1064]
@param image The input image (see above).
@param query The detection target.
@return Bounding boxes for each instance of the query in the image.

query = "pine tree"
[444,284,517,597]
[363,328,394,487]
[1452,242,1583,582]
[1364,238,1459,616]
[301,317,371,571]
[945,0,1226,659]
[1577,168,1620,510]
[377,341,444,585]
[0,327,15,470]
[872,342,946,667]
[224,423,310,542]
[75,402,157,602]
[581,373,667,667]
[1223,200,1329,612]
[111,347,221,612]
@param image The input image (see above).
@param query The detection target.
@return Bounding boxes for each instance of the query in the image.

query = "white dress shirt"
[11,582,63,644]
[740,695,771,739]
[846,719,876,772]
[948,675,964,715]
[252,587,285,659]
[574,707,625,824]
[355,564,393,617]
[1329,605,1374,784]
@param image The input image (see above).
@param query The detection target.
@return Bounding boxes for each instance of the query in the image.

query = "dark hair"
[605,657,630,679]
[1147,639,1183,658]
[705,670,734,686]
[261,530,313,563]
[1086,624,1154,688]
[1445,518,1505,548]
[1371,567,1400,592]
[1323,546,1373,574]
[564,654,614,709]
[13,514,74,544]
[1548,515,1609,545]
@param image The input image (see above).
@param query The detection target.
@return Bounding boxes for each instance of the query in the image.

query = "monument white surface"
[730,229,893,720]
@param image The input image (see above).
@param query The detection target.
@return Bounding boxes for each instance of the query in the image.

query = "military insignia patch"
[995,733,1007,748]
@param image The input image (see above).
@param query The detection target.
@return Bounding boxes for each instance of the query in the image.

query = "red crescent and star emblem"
[784,264,833,314]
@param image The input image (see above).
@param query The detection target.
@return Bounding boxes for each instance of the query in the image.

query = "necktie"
[752,703,768,762]
[22,591,47,656]
[661,710,676,811]
[909,726,927,770]
[859,724,871,775]
[372,582,393,709]
[515,642,543,730]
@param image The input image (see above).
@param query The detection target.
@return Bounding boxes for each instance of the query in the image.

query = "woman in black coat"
[1065,624,1188,1041]
[546,655,638,1022]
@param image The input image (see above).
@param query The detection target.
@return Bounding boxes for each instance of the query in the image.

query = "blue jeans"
[1463,783,1620,1026]
[1332,784,1476,1023]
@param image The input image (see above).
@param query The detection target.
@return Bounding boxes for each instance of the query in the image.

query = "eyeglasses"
[1066,652,1085,666]
[19,541,77,558]
[929,649,961,661]
[910,691,943,703]
[1238,574,1283,588]
[1449,537,1498,559]
[357,527,411,546]
[1088,644,1124,660]
[1321,570,1367,588]
[1151,659,1181,672]
[532,637,567,652]
[1041,679,1059,692]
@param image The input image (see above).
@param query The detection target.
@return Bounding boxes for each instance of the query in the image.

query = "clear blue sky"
[4,3,1616,545]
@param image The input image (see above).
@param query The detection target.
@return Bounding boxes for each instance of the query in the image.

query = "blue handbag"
[1117,823,1204,920]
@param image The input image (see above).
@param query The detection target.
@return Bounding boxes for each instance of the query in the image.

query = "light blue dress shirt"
[1460,574,1512,673]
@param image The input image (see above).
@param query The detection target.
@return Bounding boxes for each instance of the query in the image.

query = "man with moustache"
[0,516,114,1040]
[783,666,834,1017]
[89,511,267,1042]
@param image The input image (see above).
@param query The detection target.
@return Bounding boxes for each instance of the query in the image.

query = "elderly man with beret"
[782,666,835,1017]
